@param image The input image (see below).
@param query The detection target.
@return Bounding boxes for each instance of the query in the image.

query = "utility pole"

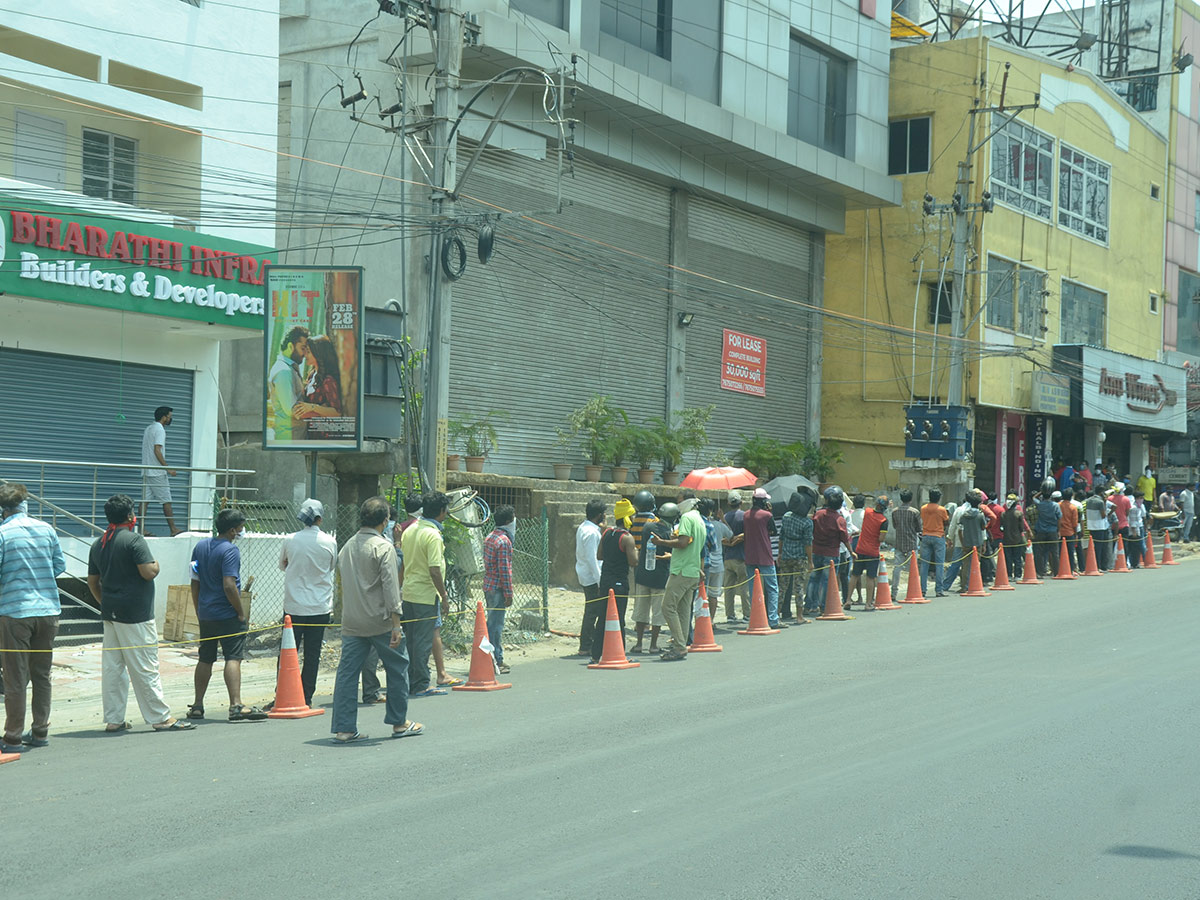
[422,0,461,491]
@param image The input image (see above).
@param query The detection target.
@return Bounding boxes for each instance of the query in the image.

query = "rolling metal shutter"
[683,196,816,454]
[450,150,672,476]
[0,347,194,535]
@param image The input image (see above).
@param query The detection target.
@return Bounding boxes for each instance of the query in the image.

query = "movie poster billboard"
[262,266,363,450]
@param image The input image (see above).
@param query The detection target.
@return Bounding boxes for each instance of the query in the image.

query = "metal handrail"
[0,457,255,475]
[23,489,105,536]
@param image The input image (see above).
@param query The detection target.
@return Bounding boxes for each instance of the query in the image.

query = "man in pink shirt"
[742,488,784,628]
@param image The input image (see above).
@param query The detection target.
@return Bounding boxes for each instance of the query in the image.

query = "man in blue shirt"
[0,483,65,753]
[188,508,266,722]
[1032,482,1063,579]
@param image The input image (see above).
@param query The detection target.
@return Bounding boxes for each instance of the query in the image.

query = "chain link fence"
[218,500,549,652]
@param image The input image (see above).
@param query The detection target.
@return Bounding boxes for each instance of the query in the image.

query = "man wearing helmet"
[806,486,853,614]
[629,491,673,656]
[653,498,706,661]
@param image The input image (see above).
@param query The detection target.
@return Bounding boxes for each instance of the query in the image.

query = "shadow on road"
[1104,844,1200,861]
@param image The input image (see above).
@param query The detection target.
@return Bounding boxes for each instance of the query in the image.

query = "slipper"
[436,677,465,687]
[104,722,132,734]
[0,741,23,754]
[21,731,49,747]
[412,687,447,697]
[153,720,196,731]
[186,704,204,719]
[228,705,268,721]
[333,732,369,743]
[391,721,424,738]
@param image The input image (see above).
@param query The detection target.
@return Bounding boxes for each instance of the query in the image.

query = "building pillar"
[1083,422,1102,470]
[1130,432,1150,479]
[665,189,688,420]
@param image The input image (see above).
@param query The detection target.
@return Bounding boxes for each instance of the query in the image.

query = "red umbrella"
[679,466,757,490]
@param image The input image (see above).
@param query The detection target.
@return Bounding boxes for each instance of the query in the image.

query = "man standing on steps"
[139,406,183,536]
[575,499,605,657]
[188,507,266,722]
[0,483,65,754]
[654,500,705,661]
[88,493,193,733]
[331,495,421,743]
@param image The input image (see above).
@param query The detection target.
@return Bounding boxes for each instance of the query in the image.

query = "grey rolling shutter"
[683,196,816,456]
[0,347,195,535]
[450,149,672,476]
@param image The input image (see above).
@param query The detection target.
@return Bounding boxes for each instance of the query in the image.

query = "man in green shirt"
[654,497,706,661]
[398,491,451,696]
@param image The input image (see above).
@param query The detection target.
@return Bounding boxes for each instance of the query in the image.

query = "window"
[1125,70,1158,112]
[600,0,670,58]
[889,117,930,175]
[1150,292,1160,315]
[1150,183,1160,200]
[986,255,1044,337]
[1194,191,1200,230]
[1058,144,1109,243]
[511,0,564,29]
[1177,269,1200,356]
[927,280,952,325]
[14,111,66,189]
[82,128,136,203]
[1060,280,1106,346]
[788,34,849,157]
[990,117,1053,219]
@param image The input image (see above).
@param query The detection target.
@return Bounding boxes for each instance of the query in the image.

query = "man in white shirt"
[1083,488,1114,571]
[139,406,182,536]
[1179,484,1195,543]
[575,499,604,656]
[276,498,336,708]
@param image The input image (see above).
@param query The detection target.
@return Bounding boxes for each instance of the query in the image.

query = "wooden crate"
[163,585,253,643]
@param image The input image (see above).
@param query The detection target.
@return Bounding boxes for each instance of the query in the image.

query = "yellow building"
[822,37,1181,500]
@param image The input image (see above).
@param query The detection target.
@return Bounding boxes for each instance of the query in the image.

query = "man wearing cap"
[277,498,337,708]
[721,491,750,624]
[654,498,706,661]
[743,488,784,628]
[629,495,672,656]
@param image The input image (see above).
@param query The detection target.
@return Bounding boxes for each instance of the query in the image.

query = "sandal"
[437,677,464,687]
[153,719,196,731]
[412,687,447,697]
[228,705,268,721]
[391,721,424,738]
[186,704,204,720]
[104,721,132,733]
[333,732,368,743]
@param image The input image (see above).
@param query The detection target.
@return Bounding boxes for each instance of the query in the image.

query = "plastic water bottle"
[645,535,656,571]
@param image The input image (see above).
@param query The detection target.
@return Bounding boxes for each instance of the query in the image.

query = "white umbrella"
[761,474,819,506]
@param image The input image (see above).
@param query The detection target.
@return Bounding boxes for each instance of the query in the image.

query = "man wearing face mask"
[187,508,267,721]
[1137,467,1157,507]
[483,506,516,674]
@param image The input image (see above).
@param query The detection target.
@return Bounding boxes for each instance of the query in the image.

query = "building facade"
[235,0,900,492]
[822,37,1177,498]
[0,0,279,540]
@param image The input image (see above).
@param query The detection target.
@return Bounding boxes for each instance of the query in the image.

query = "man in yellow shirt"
[399,492,451,697]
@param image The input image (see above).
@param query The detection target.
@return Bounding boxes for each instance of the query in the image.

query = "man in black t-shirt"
[87,494,193,733]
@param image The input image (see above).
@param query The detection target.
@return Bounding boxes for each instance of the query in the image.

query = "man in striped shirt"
[482,505,515,674]
[0,483,65,753]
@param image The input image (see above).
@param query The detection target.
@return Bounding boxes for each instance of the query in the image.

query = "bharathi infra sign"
[0,195,271,329]
[263,266,363,451]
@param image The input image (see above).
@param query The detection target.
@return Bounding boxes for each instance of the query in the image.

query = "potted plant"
[561,395,627,482]
[552,428,578,481]
[648,415,685,486]
[446,418,466,472]
[628,425,661,484]
[798,439,844,484]
[453,410,507,473]
[736,431,799,481]
[602,426,635,484]
[677,405,714,470]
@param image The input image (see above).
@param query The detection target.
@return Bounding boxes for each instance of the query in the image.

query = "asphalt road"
[5,564,1200,899]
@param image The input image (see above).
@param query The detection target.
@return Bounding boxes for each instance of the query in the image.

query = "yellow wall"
[0,81,201,220]
[822,38,1167,492]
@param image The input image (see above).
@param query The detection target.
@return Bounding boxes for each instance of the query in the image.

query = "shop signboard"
[262,266,363,450]
[1079,347,1186,434]
[721,328,766,397]
[1031,372,1071,416]
[0,194,270,328]
[1029,416,1048,483]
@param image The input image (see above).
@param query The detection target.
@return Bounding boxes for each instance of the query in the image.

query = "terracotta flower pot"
[465,456,484,473]
[663,470,682,486]
[584,464,603,482]
[611,466,629,484]
[638,468,655,484]
[553,463,573,480]
[446,454,462,472]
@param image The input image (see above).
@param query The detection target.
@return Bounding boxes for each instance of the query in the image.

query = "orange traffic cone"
[991,544,1014,591]
[1111,535,1132,573]
[899,549,929,604]
[817,560,850,621]
[961,547,991,597]
[1161,530,1180,565]
[1081,535,1103,576]
[0,749,18,766]
[1053,538,1077,580]
[689,601,723,652]
[1020,544,1043,584]
[455,600,514,689]
[1143,532,1159,569]
[588,590,640,669]
[268,615,325,718]
[738,569,780,634]
[874,557,900,610]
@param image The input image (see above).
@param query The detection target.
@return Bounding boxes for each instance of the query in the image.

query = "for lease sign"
[721,328,766,397]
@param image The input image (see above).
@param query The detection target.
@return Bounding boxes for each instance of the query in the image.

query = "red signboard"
[721,328,766,397]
